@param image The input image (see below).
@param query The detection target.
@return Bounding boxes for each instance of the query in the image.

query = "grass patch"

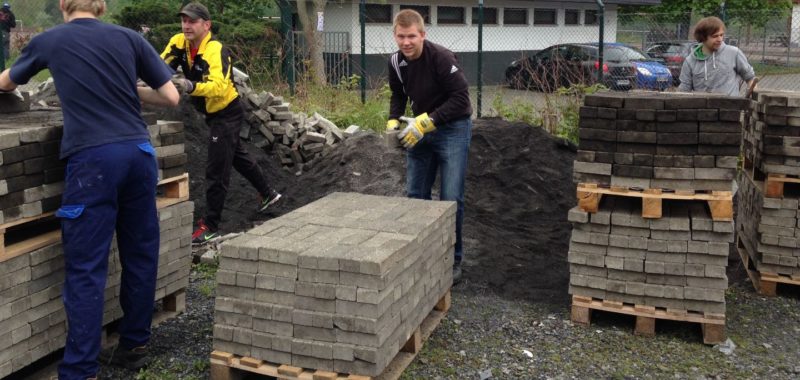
[752,62,800,76]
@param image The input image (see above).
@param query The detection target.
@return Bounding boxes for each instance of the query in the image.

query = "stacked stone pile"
[0,200,193,378]
[737,175,800,276]
[567,196,731,314]
[743,90,800,176]
[212,192,454,376]
[567,92,747,316]
[234,78,357,174]
[0,113,186,226]
[573,92,749,191]
[738,90,800,277]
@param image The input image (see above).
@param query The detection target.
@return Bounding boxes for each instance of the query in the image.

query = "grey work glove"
[0,88,24,102]
[171,78,195,94]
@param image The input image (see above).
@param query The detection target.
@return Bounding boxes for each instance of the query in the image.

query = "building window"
[365,4,391,24]
[533,9,557,25]
[565,9,580,25]
[585,10,599,25]
[504,8,527,25]
[438,6,465,25]
[400,5,430,24]
[471,7,498,25]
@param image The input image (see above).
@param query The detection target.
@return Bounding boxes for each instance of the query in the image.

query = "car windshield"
[606,46,650,62]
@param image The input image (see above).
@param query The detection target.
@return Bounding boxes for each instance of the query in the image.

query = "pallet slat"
[570,295,726,345]
[737,235,800,296]
[576,183,733,221]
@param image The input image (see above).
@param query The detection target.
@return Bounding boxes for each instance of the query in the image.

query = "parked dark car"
[505,43,641,92]
[645,41,696,85]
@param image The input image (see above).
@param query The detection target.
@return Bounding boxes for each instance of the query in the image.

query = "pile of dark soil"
[179,113,577,303]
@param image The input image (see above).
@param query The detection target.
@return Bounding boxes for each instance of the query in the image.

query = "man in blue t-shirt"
[0,1,178,379]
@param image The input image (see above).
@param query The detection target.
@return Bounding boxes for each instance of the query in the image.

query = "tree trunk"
[296,0,327,85]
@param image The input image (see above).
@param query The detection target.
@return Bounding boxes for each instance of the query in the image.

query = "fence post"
[279,0,294,95]
[762,24,767,63]
[596,0,605,84]
[0,30,5,71]
[359,0,366,104]
[477,0,483,118]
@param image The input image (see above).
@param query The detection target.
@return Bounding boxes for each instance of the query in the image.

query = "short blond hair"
[62,0,106,16]
[393,9,425,33]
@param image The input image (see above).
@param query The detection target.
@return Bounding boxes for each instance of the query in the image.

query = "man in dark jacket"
[0,2,15,58]
[161,2,282,245]
[387,9,472,284]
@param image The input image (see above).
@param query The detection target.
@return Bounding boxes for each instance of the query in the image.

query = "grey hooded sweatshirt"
[678,42,755,96]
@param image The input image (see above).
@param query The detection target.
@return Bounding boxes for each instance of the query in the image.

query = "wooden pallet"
[736,236,800,297]
[157,173,190,208]
[570,295,726,344]
[0,212,61,263]
[744,158,800,198]
[576,183,733,221]
[0,173,190,264]
[210,290,452,380]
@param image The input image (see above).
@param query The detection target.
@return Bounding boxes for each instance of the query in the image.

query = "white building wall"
[322,1,618,55]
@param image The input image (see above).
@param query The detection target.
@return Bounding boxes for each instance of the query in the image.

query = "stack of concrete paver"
[573,92,749,191]
[0,113,187,226]
[147,116,188,181]
[234,78,355,175]
[212,192,454,376]
[737,175,800,276]
[567,197,731,314]
[0,200,194,378]
[0,91,31,113]
[743,90,800,176]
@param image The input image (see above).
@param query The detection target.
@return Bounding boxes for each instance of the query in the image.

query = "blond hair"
[62,0,106,16]
[393,9,425,33]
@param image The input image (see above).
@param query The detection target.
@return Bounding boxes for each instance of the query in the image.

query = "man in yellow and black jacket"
[162,2,282,245]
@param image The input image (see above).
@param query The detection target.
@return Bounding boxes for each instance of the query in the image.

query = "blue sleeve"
[9,35,47,85]
[136,35,173,89]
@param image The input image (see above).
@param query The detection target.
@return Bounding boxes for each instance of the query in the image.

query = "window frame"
[503,7,528,26]
[564,9,580,26]
[471,7,498,25]
[533,8,557,26]
[438,6,465,25]
[364,3,392,24]
[585,10,599,25]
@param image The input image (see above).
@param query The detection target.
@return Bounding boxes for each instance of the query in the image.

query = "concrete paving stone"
[761,215,796,227]
[715,156,739,169]
[643,284,665,298]
[644,261,666,274]
[613,164,653,178]
[647,239,668,252]
[705,265,727,279]
[616,109,637,120]
[236,272,256,288]
[585,94,625,108]
[614,152,634,165]
[697,145,740,156]
[651,230,690,241]
[610,225,651,238]
[605,256,625,270]
[654,167,695,179]
[650,216,671,231]
[657,133,698,145]
[573,160,612,175]
[758,224,795,237]
[570,264,608,278]
[636,109,656,121]
[687,241,709,254]
[779,256,799,267]
[610,176,651,188]
[692,155,716,168]
[657,121,698,133]
[580,118,615,130]
[778,236,798,248]
[687,276,728,290]
[623,259,644,272]
[580,107,599,118]
[633,153,654,166]
[695,168,735,180]
[571,229,592,244]
[718,109,743,122]
[580,128,617,142]
[628,236,648,250]
[695,109,719,121]
[667,240,688,253]
[607,246,647,260]
[686,253,727,267]
[663,262,685,276]
[759,234,780,246]
[645,251,687,264]
[656,110,677,122]
[761,253,781,265]
[569,241,608,255]
[216,270,237,286]
[646,273,687,286]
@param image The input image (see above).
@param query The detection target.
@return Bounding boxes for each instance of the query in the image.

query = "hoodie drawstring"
[704,60,707,81]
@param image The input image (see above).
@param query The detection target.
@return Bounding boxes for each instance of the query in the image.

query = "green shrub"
[290,75,391,133]
[491,92,541,127]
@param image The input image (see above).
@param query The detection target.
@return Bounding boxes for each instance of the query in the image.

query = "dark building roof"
[512,0,662,4]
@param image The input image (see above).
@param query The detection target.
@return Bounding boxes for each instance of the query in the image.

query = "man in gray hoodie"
[678,16,755,97]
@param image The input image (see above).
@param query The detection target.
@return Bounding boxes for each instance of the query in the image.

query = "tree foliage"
[621,0,792,26]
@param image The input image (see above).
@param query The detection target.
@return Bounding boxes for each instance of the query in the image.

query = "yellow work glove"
[386,119,400,131]
[398,113,436,149]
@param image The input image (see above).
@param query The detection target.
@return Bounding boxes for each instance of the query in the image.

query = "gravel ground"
[89,266,800,380]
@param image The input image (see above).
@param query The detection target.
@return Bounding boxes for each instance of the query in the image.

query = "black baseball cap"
[178,2,210,21]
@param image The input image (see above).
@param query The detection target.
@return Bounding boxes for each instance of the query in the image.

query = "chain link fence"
[5,2,800,128]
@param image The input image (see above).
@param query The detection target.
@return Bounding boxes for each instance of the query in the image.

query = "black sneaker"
[258,190,282,213]
[99,345,150,371]
[191,219,219,245]
[452,263,463,285]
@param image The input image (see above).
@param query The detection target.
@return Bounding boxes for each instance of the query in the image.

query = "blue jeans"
[57,140,160,380]
[406,117,472,264]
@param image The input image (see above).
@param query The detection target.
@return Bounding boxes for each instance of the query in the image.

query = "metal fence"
[5,2,800,117]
